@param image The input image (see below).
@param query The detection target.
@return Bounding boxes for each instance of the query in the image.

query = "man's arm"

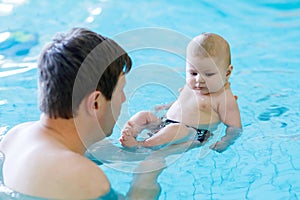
[126,159,164,200]
[125,141,199,199]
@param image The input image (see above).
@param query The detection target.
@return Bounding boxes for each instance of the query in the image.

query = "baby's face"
[186,55,227,95]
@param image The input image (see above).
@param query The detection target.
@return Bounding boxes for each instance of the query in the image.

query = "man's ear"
[85,91,102,116]
[226,64,233,78]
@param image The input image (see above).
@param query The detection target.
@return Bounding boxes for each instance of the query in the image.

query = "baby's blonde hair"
[187,33,231,67]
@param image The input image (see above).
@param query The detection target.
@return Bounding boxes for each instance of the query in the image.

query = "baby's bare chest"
[167,95,219,124]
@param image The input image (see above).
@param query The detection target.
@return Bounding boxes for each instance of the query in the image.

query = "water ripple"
[258,105,289,121]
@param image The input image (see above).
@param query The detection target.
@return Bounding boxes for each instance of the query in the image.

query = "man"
[0,28,131,199]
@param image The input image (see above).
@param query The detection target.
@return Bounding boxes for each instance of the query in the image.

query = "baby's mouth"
[195,86,206,90]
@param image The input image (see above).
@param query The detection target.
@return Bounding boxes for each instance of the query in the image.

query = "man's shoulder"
[0,122,34,150]
[55,151,108,182]
[44,151,111,199]
[6,122,35,135]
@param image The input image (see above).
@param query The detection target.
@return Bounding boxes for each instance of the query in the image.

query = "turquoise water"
[1,0,300,199]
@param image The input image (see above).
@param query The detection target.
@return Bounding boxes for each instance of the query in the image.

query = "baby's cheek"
[186,77,194,84]
[208,82,222,92]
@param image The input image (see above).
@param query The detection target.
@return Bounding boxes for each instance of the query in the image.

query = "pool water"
[1,0,300,199]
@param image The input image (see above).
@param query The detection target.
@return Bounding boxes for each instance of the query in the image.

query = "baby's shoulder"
[211,87,236,105]
[220,87,235,100]
[217,88,238,109]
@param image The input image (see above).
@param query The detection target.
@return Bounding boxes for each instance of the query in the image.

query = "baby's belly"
[166,109,220,127]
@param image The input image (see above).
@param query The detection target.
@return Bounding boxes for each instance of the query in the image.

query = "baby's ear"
[226,64,233,78]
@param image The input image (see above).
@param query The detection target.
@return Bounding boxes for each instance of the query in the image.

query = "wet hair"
[38,27,132,119]
[187,32,231,67]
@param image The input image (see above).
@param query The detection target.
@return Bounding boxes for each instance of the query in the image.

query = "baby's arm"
[154,102,174,112]
[210,90,242,153]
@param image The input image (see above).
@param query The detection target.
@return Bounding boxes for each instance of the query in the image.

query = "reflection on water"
[0,30,38,57]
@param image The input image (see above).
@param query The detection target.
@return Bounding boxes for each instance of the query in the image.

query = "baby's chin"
[198,90,210,95]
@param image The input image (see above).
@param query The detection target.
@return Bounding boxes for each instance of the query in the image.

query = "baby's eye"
[205,73,215,77]
[190,72,198,76]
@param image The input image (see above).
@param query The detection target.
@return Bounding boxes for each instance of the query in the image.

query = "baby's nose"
[196,74,204,82]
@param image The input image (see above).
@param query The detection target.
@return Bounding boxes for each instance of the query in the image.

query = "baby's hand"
[209,141,231,153]
[210,127,242,153]
[154,105,167,112]
[154,102,173,112]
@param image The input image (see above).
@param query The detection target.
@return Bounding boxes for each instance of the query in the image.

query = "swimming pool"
[1,0,300,199]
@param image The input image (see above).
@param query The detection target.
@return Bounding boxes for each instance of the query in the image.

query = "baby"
[120,33,242,153]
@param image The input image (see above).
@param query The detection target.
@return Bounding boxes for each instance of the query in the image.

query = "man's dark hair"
[38,27,132,119]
